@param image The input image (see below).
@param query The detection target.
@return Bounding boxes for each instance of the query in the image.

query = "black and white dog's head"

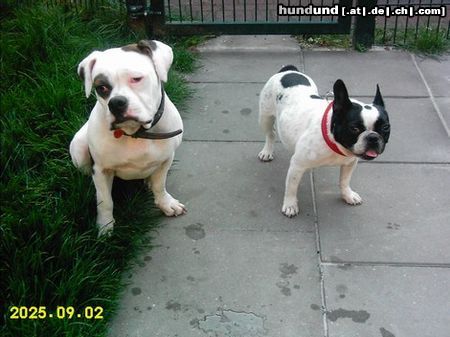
[77,40,173,134]
[331,79,390,160]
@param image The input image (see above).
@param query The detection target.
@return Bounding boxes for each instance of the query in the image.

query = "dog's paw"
[282,201,299,218]
[258,149,274,162]
[342,190,362,205]
[97,220,114,237]
[156,195,187,217]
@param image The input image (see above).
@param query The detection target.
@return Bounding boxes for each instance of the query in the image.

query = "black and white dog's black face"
[331,80,391,160]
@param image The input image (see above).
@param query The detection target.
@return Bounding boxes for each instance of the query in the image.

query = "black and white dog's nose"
[366,133,381,144]
[108,96,128,117]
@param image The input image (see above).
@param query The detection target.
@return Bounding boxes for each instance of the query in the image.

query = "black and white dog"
[258,65,390,217]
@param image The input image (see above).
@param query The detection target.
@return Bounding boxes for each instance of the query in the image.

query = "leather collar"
[113,83,182,140]
[321,101,347,156]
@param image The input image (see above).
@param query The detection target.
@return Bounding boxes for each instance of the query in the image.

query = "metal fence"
[147,0,353,35]
[8,0,450,45]
[374,0,449,45]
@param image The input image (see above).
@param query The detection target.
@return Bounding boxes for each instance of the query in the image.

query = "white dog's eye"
[130,77,143,84]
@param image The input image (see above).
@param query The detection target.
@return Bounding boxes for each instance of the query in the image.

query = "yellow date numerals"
[9,306,104,320]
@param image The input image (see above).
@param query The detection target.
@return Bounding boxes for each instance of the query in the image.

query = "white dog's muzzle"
[111,83,182,140]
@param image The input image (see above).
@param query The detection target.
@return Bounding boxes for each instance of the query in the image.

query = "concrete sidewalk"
[109,36,450,337]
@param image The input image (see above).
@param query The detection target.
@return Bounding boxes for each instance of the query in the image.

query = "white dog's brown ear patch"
[123,40,173,83]
[78,51,101,98]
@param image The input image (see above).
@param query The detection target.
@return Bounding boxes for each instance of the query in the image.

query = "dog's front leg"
[282,154,307,218]
[148,156,186,216]
[92,167,115,236]
[340,159,362,205]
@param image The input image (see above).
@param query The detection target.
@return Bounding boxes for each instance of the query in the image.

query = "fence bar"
[266,0,268,22]
[167,0,172,22]
[415,0,422,40]
[222,0,225,21]
[403,0,411,44]
[244,0,247,22]
[200,0,204,22]
[178,0,182,22]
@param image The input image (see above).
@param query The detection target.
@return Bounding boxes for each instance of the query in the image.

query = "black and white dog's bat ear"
[136,40,173,83]
[333,79,352,112]
[373,84,385,108]
[78,51,101,98]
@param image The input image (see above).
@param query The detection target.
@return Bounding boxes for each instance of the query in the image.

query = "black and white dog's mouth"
[357,147,385,161]
[110,117,153,131]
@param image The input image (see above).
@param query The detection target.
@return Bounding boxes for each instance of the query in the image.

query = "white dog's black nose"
[108,96,128,117]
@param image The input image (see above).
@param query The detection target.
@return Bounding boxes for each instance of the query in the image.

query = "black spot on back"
[281,73,310,88]
[310,95,322,99]
[278,65,299,73]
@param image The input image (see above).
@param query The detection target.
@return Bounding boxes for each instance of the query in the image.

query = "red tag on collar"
[321,101,347,157]
[113,129,125,138]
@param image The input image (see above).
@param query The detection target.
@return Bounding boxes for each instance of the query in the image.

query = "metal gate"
[142,0,352,36]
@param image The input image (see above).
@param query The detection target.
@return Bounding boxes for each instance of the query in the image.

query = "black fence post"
[353,0,377,50]
[148,0,165,37]
[126,0,148,36]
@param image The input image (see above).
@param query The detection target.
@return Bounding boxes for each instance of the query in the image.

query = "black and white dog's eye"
[382,124,390,131]
[350,126,360,133]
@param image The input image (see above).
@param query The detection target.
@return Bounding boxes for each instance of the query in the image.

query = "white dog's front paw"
[258,147,274,162]
[97,219,115,237]
[342,190,362,205]
[156,194,187,217]
[282,200,299,218]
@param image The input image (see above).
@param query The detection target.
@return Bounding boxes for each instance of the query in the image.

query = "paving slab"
[186,51,302,83]
[323,265,450,337]
[165,142,315,232]
[414,53,450,97]
[183,82,262,141]
[109,228,323,337]
[303,50,428,97]
[314,163,450,264]
[196,35,302,53]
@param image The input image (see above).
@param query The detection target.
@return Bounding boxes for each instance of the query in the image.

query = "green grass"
[296,27,449,54]
[295,34,352,49]
[0,3,196,337]
[375,27,449,54]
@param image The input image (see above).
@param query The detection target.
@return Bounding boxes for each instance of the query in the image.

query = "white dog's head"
[78,40,173,134]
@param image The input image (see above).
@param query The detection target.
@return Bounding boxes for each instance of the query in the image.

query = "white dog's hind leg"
[282,152,307,218]
[340,159,362,205]
[92,168,115,236]
[149,155,186,216]
[69,122,92,175]
[258,87,276,162]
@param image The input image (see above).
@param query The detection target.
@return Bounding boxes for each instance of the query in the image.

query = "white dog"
[258,65,390,217]
[70,40,186,235]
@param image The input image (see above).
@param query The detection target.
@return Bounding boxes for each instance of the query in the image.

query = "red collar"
[321,101,347,156]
